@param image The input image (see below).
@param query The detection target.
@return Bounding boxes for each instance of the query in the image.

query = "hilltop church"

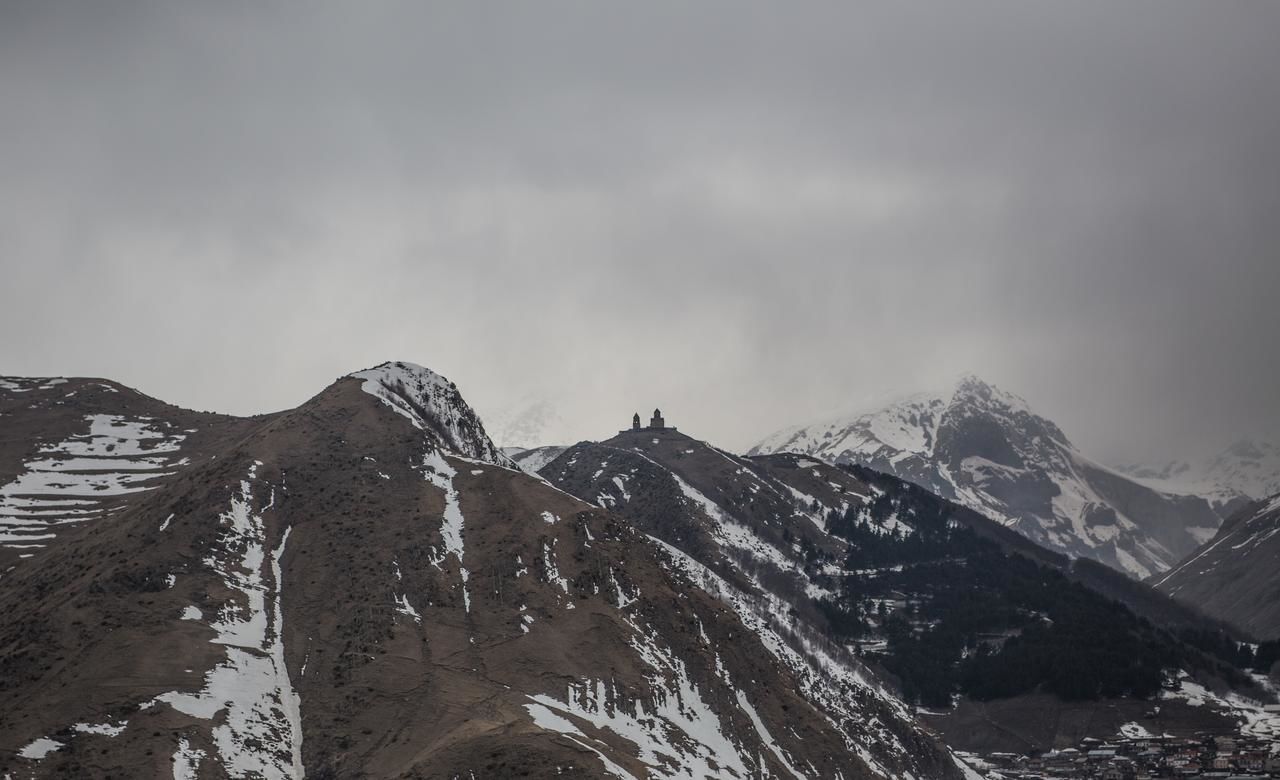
[624,409,676,433]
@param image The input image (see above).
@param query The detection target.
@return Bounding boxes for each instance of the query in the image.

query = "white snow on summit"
[1120,438,1280,509]
[751,375,1224,579]
[350,361,513,467]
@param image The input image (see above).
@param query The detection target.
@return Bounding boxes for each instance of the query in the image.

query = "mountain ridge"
[749,376,1227,579]
[0,363,950,779]
[1154,493,1280,641]
[1119,438,1280,514]
[540,420,1277,755]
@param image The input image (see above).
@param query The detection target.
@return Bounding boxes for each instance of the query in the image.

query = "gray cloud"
[2,0,1278,463]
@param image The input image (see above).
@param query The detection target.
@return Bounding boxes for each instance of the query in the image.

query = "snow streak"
[421,449,471,612]
[146,467,304,779]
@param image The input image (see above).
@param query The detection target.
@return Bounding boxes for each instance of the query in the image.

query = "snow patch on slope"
[1162,670,1280,744]
[145,469,303,780]
[172,738,206,780]
[0,377,68,393]
[651,536,916,778]
[0,414,187,554]
[671,472,796,572]
[17,737,64,760]
[524,624,778,778]
[351,361,512,466]
[421,449,471,612]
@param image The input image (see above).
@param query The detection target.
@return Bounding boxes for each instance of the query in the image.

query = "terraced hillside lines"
[0,376,268,574]
[0,412,189,558]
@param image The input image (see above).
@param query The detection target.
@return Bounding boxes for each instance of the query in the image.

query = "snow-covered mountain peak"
[752,376,1225,580]
[1118,438,1280,507]
[1203,438,1280,498]
[952,373,1007,401]
[946,375,1071,444]
[951,375,1027,413]
[347,361,513,467]
[754,374,1061,465]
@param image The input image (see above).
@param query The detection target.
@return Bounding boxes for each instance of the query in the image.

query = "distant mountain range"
[750,376,1248,580]
[1119,438,1280,511]
[504,444,569,476]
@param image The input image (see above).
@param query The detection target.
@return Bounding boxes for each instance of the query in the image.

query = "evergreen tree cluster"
[818,485,1254,709]
[1177,628,1280,674]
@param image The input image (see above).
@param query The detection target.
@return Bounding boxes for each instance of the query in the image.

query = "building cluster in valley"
[963,731,1280,779]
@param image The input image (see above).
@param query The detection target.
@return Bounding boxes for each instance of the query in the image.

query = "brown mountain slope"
[0,375,263,571]
[0,363,907,779]
[542,427,1275,756]
[541,428,976,778]
[1154,494,1280,641]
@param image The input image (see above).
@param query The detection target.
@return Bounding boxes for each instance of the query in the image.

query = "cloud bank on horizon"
[2,1,1278,462]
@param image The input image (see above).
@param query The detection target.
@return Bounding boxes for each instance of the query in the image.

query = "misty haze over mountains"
[5,2,1280,471]
[5,1,1280,776]
[479,381,1280,479]
[748,375,1272,579]
[2,363,1279,778]
[485,377,1277,580]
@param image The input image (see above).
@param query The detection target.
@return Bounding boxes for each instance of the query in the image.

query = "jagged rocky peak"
[953,373,1009,402]
[948,375,1025,420]
[946,375,1066,438]
[347,361,513,467]
[936,376,1075,466]
[752,374,1062,464]
[751,374,1227,581]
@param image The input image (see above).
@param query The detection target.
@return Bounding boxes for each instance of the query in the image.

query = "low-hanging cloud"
[2,0,1278,464]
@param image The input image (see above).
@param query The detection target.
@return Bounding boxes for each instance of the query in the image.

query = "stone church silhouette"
[624,409,675,433]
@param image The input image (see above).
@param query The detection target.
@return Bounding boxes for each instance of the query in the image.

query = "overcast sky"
[3,1,1278,463]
